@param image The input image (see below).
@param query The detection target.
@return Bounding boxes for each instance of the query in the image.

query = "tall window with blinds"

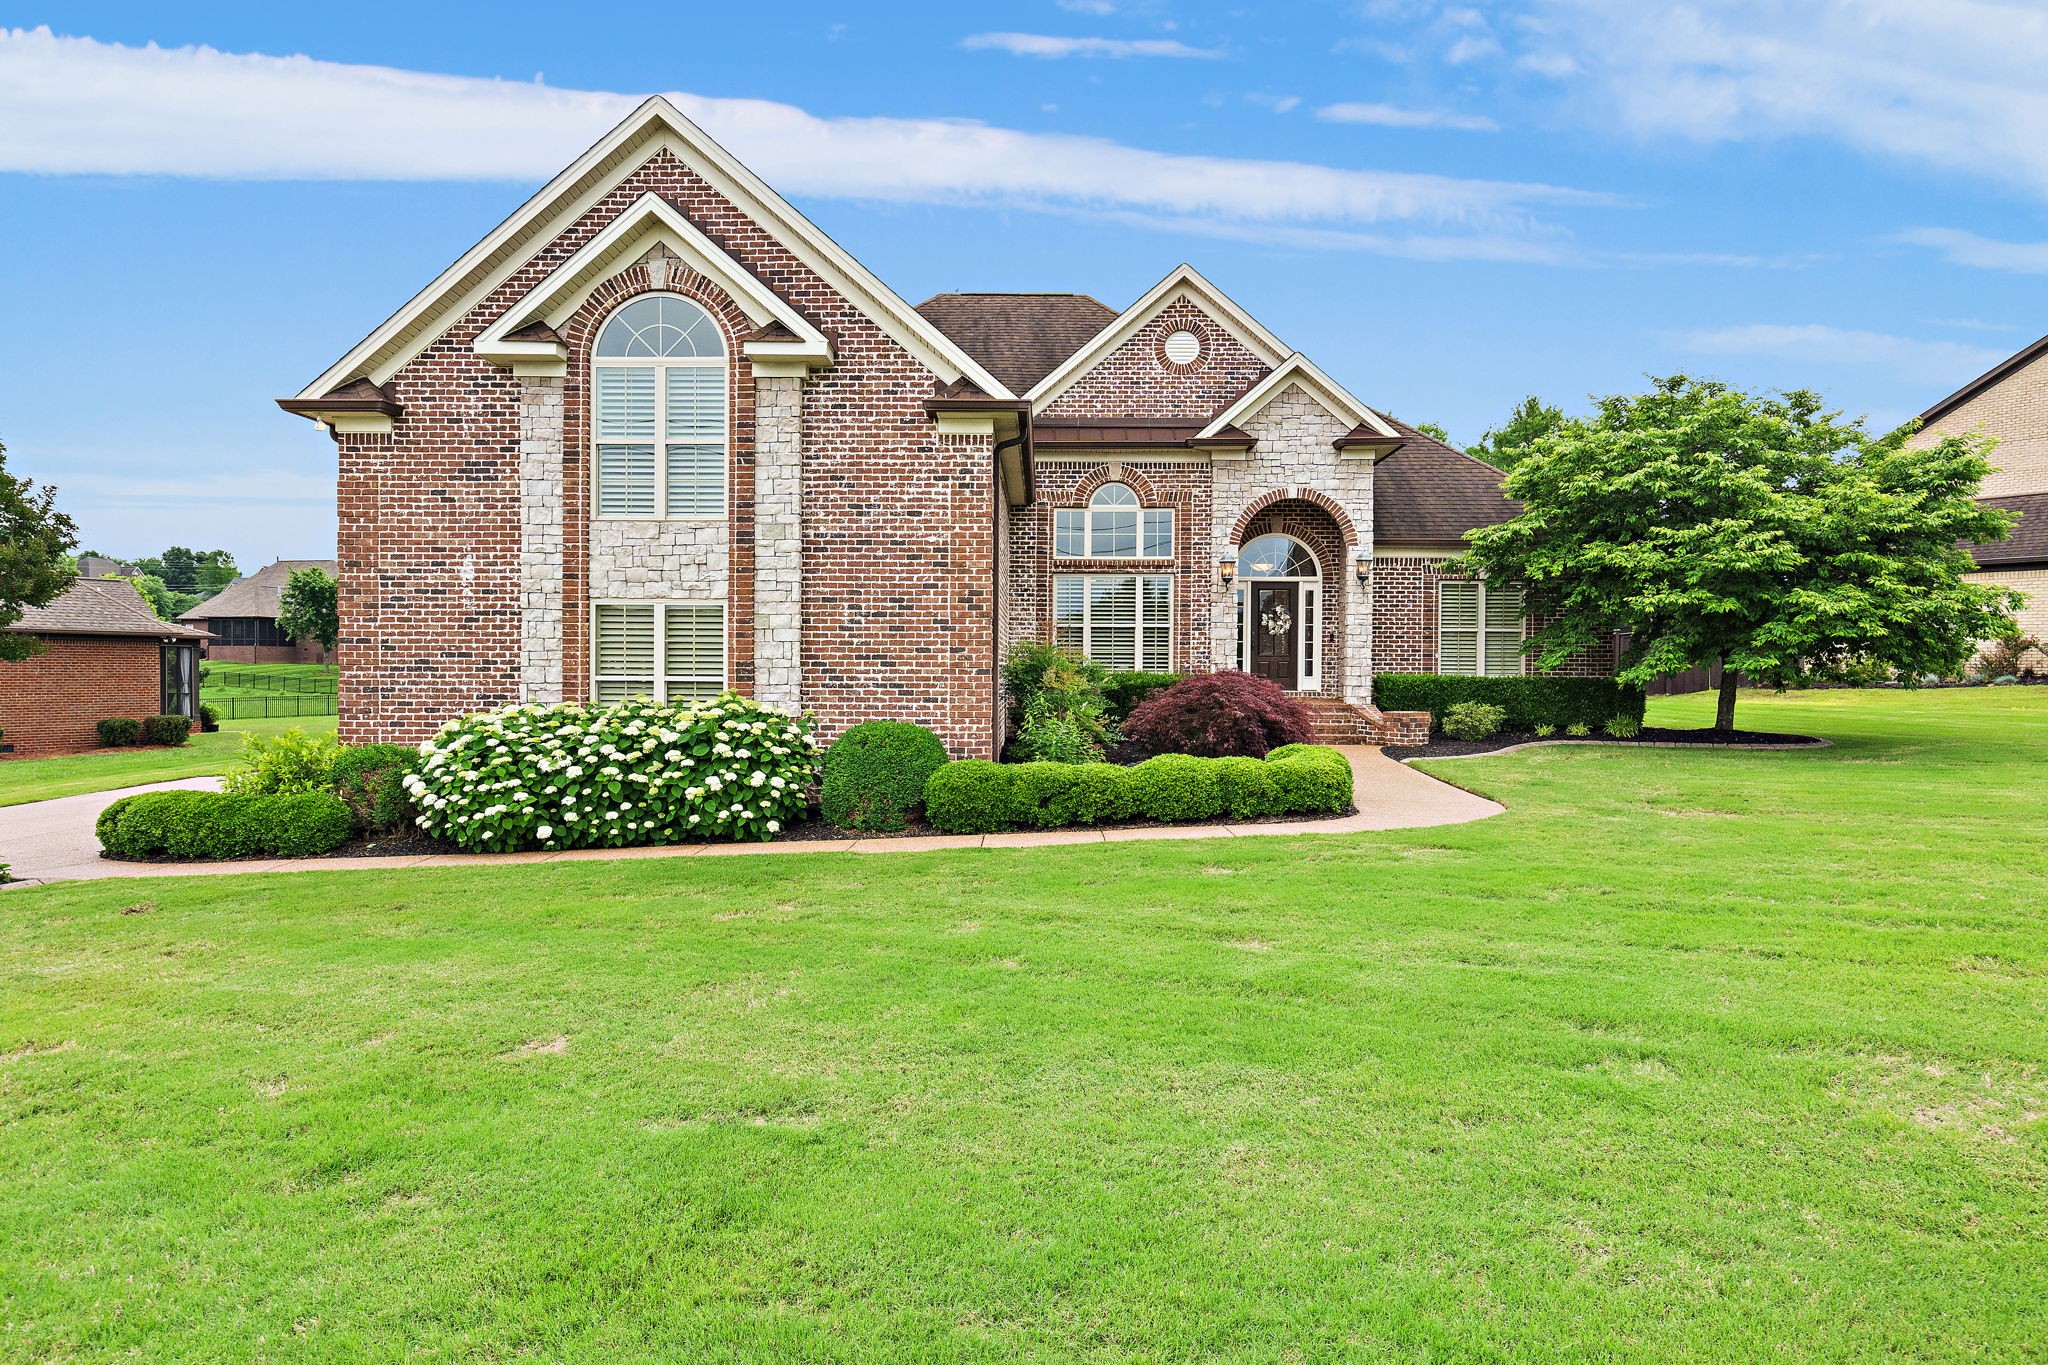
[592,602,727,703]
[1053,574,1172,671]
[591,293,727,519]
[1437,578,1526,676]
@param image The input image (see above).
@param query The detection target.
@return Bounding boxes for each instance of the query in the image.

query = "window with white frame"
[1054,574,1171,671]
[1438,579,1526,676]
[592,602,727,703]
[1053,482,1173,559]
[592,294,727,519]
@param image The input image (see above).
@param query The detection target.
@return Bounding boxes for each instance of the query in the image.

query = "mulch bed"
[1384,726,1825,760]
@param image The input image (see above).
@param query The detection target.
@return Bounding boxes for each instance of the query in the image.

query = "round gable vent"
[1162,329,1202,365]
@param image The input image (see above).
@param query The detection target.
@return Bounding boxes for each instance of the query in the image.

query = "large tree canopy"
[134,547,238,598]
[1467,395,1565,470]
[1461,375,2021,731]
[0,439,79,662]
[277,565,339,657]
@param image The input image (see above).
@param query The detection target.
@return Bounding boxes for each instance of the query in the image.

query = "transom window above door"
[592,293,728,519]
[1054,482,1173,559]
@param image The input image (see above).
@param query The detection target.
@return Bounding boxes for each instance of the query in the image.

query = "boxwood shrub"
[141,714,192,747]
[96,717,142,747]
[331,742,421,833]
[1373,673,1645,733]
[97,790,355,860]
[821,720,948,832]
[923,744,1353,834]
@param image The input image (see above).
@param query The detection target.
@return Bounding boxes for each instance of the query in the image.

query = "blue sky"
[5,1,2047,569]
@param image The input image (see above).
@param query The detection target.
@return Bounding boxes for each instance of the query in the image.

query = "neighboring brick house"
[280,97,1574,757]
[178,559,338,665]
[0,579,208,757]
[1913,337,2048,670]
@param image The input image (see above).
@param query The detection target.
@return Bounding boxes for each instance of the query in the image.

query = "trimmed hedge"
[96,717,142,747]
[331,743,420,833]
[97,790,355,860]
[1101,670,1183,722]
[821,721,948,832]
[923,744,1354,834]
[141,714,192,747]
[1373,673,1645,733]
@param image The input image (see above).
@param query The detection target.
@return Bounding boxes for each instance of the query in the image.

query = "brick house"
[1913,338,2048,670]
[282,98,1585,757]
[178,558,338,665]
[0,578,208,757]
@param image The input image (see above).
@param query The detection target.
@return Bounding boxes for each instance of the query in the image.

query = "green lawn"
[0,714,337,807]
[2,689,2043,1361]
[200,662,339,721]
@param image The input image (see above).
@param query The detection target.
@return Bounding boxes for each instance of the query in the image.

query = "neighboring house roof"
[914,293,1118,395]
[1920,333,2048,426]
[1371,420,1520,543]
[76,555,140,580]
[1966,491,2048,569]
[177,559,338,623]
[7,578,210,640]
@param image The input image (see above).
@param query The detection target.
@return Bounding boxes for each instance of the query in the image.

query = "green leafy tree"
[0,439,79,662]
[134,547,238,597]
[1413,421,1454,444]
[277,565,340,657]
[1468,395,1565,470]
[1461,375,2022,733]
[103,573,198,621]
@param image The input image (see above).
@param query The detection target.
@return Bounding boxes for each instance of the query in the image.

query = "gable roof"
[1024,264,1290,410]
[1197,353,1400,442]
[1371,421,1521,543]
[1967,491,2048,568]
[1921,333,2048,426]
[8,578,210,640]
[914,293,1118,395]
[178,559,338,623]
[291,96,1011,403]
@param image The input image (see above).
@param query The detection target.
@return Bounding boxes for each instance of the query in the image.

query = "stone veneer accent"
[752,372,805,710]
[588,521,727,600]
[518,376,565,702]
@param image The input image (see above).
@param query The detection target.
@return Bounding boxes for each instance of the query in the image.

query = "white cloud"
[1522,0,2048,198]
[0,28,1610,245]
[1317,102,1500,132]
[960,32,1221,59]
[1246,93,1303,114]
[1445,33,1504,64]
[1896,227,2048,275]
[1673,323,2006,381]
[1056,0,1119,12]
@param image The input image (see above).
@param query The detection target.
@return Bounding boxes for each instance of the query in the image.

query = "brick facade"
[1916,348,2048,499]
[0,636,162,757]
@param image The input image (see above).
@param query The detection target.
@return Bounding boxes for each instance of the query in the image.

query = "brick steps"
[1297,695,1432,747]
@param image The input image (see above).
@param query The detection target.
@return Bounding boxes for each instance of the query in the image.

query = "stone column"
[518,376,565,703]
[752,371,805,711]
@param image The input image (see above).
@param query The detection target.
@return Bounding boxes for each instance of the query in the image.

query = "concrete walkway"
[0,747,1501,887]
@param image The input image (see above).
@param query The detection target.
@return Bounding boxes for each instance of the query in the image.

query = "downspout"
[992,416,1031,758]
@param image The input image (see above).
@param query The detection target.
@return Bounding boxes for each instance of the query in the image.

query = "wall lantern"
[1217,555,1236,586]
[1354,554,1372,585]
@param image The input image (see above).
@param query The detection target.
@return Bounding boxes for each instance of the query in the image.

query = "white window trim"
[1232,535,1322,691]
[592,293,729,522]
[1052,486,1175,561]
[1437,578,1527,677]
[590,599,728,703]
[1053,574,1174,672]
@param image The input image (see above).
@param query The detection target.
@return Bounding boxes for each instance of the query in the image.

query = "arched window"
[1234,534,1318,579]
[1054,481,1174,559]
[592,294,727,518]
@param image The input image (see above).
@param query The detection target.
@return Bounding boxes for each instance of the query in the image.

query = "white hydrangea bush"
[403,693,819,853]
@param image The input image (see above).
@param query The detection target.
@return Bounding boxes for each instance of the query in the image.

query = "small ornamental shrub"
[1993,674,2019,686]
[1441,701,1508,741]
[1603,716,1642,740]
[1002,641,1106,720]
[405,694,818,852]
[1566,722,1592,738]
[1374,674,1646,734]
[196,703,220,733]
[1975,634,2042,679]
[96,717,142,747]
[1533,723,1557,738]
[821,721,947,832]
[97,790,353,860]
[1211,757,1278,820]
[1014,697,1108,764]
[331,743,420,833]
[223,728,342,796]
[141,714,192,747]
[1123,670,1314,759]
[1007,762,1088,829]
[1102,671,1184,722]
[922,760,1015,835]
[1264,744,1354,814]
[1129,754,1224,823]
[1046,762,1137,826]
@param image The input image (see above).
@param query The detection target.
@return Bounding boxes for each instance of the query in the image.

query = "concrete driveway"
[1,778,222,886]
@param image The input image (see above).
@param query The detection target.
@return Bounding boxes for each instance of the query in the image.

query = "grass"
[0,714,337,807]
[200,662,339,721]
[1,688,2044,1361]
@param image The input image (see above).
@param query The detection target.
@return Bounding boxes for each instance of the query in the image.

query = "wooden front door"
[1250,582,1299,690]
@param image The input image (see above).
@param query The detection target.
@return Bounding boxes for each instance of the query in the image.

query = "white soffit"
[294,97,1012,400]
[1024,263,1291,412]
[1196,353,1399,440]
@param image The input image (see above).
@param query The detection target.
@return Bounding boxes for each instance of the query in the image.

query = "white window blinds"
[592,330,726,518]
[593,603,726,703]
[1054,575,1171,671]
[1437,579,1524,676]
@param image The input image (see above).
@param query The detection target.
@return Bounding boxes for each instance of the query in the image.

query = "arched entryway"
[1224,499,1353,695]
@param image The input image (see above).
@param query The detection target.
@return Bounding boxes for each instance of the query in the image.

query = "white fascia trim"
[1024,263,1291,412]
[1196,352,1399,440]
[296,96,1013,400]
[471,192,830,367]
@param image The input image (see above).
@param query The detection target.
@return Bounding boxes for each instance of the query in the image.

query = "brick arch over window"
[1237,500,1350,697]
[1228,487,1358,550]
[1067,461,1164,506]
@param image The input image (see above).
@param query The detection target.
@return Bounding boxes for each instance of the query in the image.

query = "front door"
[1250,582,1299,690]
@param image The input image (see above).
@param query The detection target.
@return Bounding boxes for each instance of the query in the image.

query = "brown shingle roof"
[1967,491,2048,568]
[8,578,210,640]
[178,559,338,623]
[914,292,1118,395]
[1371,418,1520,543]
